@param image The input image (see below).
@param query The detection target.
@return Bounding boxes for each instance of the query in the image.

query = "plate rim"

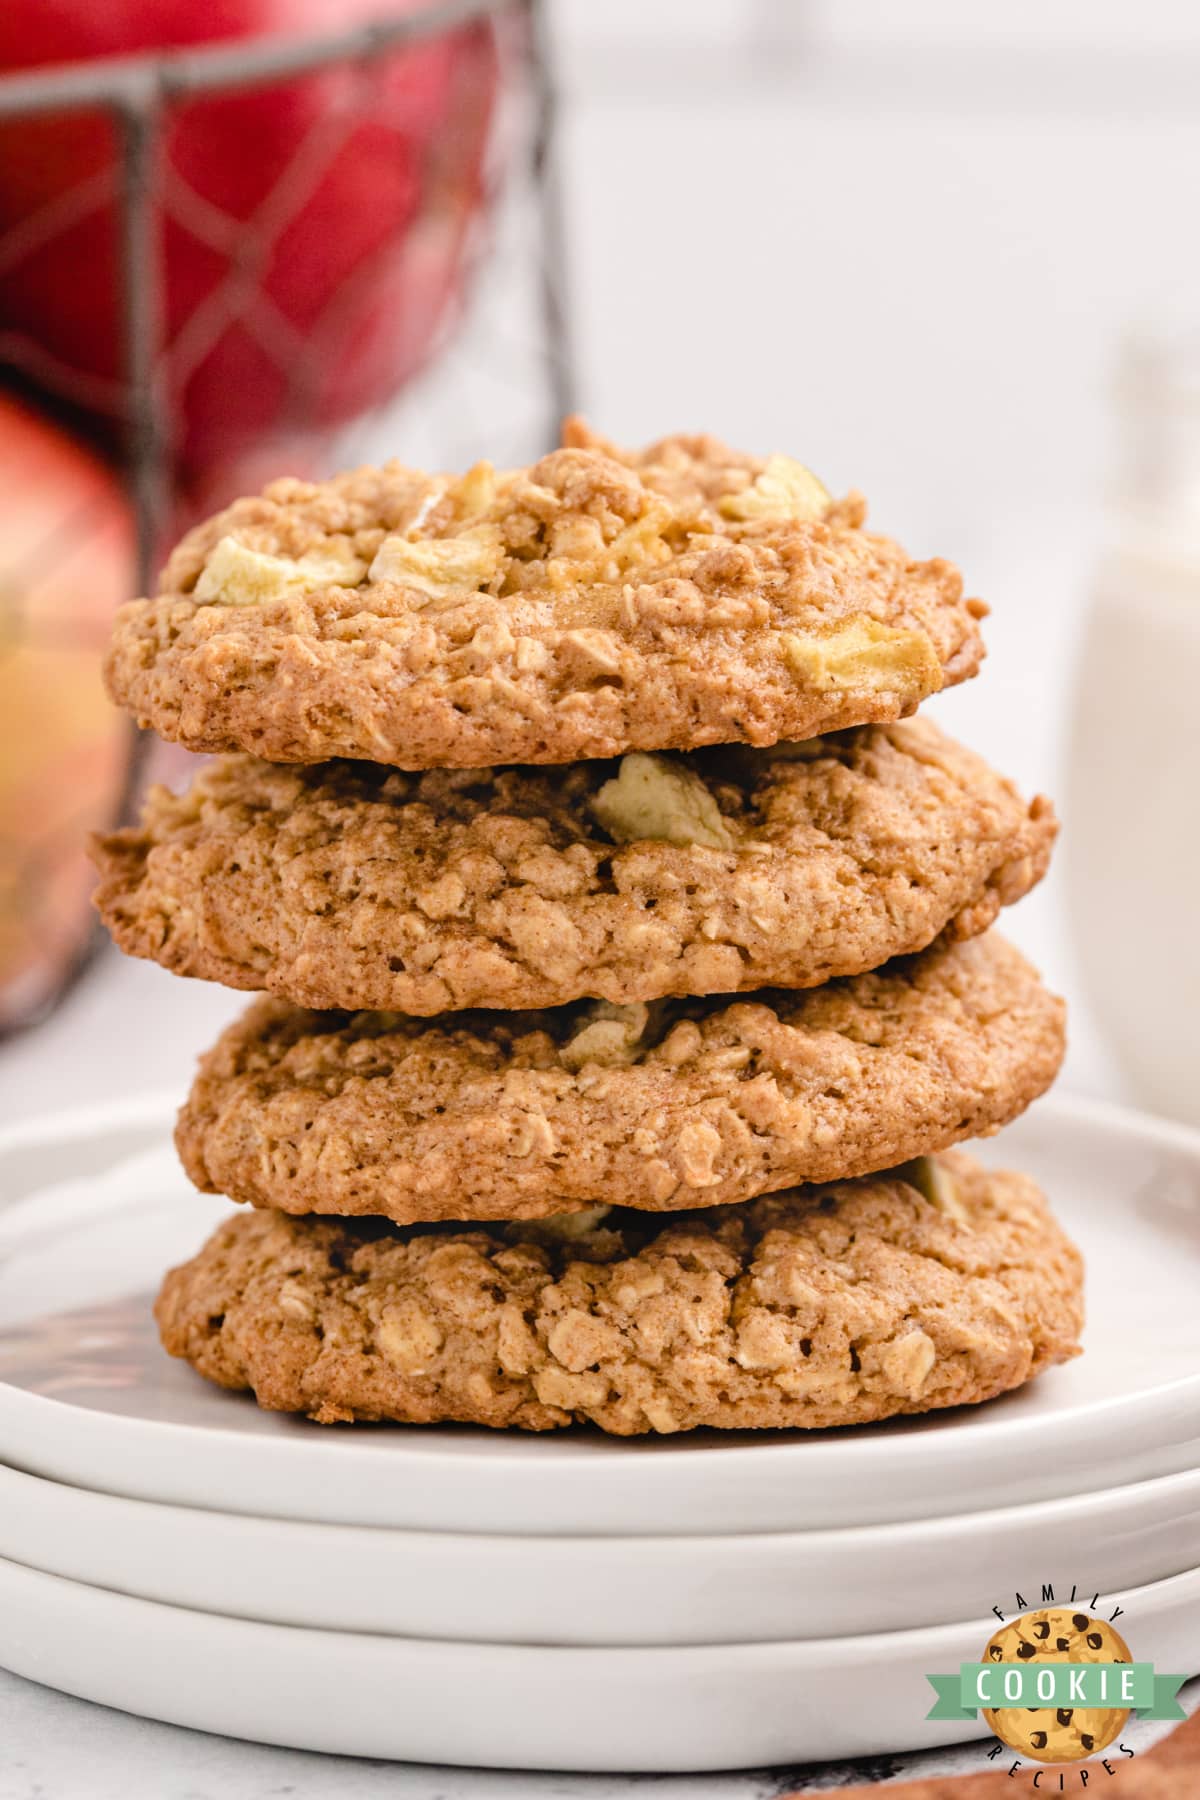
[4,1553,1195,1773]
[2,1454,1199,1552]
[2,1548,1199,1658]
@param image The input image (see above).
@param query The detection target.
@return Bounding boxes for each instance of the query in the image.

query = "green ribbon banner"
[926,1663,1187,1723]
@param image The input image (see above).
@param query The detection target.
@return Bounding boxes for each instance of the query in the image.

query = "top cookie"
[105,419,987,769]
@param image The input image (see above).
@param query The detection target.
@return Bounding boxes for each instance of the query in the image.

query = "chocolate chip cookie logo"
[981,1610,1134,1762]
[926,1593,1186,1782]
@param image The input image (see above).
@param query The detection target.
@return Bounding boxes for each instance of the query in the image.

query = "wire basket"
[0,0,573,1032]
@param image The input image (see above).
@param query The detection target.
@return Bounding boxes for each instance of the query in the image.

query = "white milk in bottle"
[1067,331,1200,1125]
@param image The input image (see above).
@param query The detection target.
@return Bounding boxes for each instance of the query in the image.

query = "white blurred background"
[5,0,1200,1118]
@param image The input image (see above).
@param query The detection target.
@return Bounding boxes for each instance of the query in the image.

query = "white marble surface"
[0,1666,1194,1800]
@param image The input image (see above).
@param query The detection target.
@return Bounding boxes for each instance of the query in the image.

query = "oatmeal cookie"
[92,718,1054,1014]
[176,933,1065,1223]
[155,1151,1084,1432]
[105,420,986,768]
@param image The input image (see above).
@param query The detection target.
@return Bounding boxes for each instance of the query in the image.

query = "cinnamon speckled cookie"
[176,933,1065,1223]
[104,420,986,769]
[154,1152,1084,1433]
[92,718,1053,1015]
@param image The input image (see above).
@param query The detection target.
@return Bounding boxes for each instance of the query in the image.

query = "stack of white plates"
[1,1095,1197,1772]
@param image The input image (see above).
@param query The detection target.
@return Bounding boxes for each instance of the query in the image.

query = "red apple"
[0,391,135,1029]
[0,1,498,479]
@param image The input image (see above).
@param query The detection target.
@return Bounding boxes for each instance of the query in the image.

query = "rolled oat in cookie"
[175,933,1065,1223]
[91,717,1054,1015]
[154,1151,1084,1433]
[104,419,987,768]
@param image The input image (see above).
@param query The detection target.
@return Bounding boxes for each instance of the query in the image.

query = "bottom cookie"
[155,1151,1083,1435]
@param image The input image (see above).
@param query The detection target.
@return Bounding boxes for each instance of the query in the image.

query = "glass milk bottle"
[1067,331,1200,1125]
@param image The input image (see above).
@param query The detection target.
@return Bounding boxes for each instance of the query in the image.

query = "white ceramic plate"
[1,1094,1199,1536]
[1,1555,1195,1771]
[3,1459,1199,1645]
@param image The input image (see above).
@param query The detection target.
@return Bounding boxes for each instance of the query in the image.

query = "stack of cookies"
[93,421,1083,1436]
